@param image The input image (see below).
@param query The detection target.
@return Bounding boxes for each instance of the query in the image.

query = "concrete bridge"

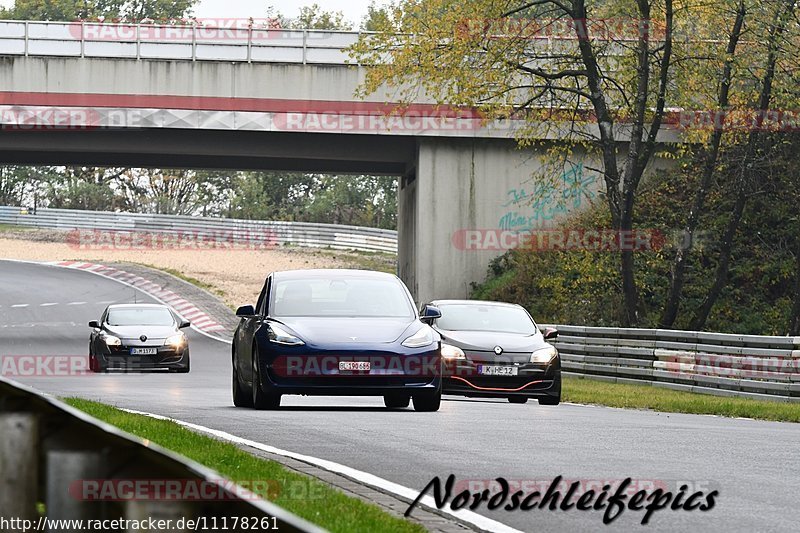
[0,20,675,303]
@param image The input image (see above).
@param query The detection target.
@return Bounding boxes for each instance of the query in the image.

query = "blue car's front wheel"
[252,344,281,410]
[412,387,441,412]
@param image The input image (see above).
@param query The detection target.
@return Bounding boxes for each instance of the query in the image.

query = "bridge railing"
[540,324,800,402]
[0,376,323,531]
[0,206,399,254]
[0,20,359,64]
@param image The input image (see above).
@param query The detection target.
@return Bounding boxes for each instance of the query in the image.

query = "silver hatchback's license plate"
[131,348,158,355]
[339,361,370,371]
[478,365,519,376]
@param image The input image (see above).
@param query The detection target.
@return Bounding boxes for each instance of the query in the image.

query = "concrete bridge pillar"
[399,137,604,305]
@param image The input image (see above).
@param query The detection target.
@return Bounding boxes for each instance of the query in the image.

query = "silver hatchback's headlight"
[530,346,557,363]
[103,334,122,347]
[402,326,434,348]
[164,333,187,349]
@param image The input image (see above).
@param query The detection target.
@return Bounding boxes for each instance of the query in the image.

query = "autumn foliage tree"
[352,0,680,326]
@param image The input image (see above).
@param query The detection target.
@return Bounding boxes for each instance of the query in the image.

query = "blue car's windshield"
[436,304,537,335]
[271,276,415,318]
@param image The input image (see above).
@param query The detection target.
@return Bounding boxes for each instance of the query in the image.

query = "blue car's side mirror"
[420,305,442,324]
[236,305,255,317]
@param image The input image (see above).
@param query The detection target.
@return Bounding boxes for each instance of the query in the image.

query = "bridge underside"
[0,129,416,175]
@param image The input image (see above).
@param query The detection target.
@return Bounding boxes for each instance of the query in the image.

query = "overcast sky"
[0,1,378,26]
[196,1,375,25]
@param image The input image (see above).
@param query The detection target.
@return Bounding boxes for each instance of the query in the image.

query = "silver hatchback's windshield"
[107,307,175,327]
[271,276,415,318]
[437,304,537,335]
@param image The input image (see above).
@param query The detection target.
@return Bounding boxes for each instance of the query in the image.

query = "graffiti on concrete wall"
[498,163,597,231]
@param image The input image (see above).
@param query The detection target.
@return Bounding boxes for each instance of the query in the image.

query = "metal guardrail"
[0,206,398,254]
[0,376,323,532]
[0,20,359,64]
[540,324,800,402]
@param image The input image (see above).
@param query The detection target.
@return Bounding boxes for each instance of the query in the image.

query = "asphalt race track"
[2,259,799,532]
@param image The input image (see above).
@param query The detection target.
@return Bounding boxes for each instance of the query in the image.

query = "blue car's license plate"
[130,348,158,355]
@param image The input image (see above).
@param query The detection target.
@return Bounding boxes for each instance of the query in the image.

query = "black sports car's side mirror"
[179,320,191,329]
[544,327,559,340]
[88,320,100,329]
[236,305,256,317]
[420,304,442,324]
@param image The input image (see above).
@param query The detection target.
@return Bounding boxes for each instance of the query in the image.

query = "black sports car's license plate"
[130,348,158,355]
[477,365,519,376]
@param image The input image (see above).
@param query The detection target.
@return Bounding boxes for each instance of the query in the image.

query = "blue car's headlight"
[402,326,434,348]
[268,324,305,346]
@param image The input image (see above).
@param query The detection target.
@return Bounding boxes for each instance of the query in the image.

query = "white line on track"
[67,301,87,306]
[123,408,523,533]
[40,303,58,307]
[11,304,29,308]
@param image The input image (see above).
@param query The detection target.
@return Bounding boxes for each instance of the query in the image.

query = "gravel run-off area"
[0,228,396,309]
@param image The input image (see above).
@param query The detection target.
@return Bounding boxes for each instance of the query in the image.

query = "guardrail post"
[247,25,253,63]
[0,414,39,521]
[24,21,29,56]
[191,25,196,61]
[45,451,103,527]
[136,23,141,60]
[302,29,308,64]
[80,20,85,58]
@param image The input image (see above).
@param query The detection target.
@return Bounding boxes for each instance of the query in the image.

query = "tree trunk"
[660,0,746,329]
[689,0,794,330]
[688,186,747,330]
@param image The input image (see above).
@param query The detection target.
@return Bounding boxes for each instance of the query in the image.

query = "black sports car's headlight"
[402,326,434,348]
[268,324,305,346]
[530,346,557,363]
[441,343,466,360]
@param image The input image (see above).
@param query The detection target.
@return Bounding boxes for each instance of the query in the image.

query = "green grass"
[0,223,33,233]
[65,398,424,533]
[564,376,800,422]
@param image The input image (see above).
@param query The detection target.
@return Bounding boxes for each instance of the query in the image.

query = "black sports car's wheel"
[384,394,410,409]
[538,374,561,405]
[232,348,253,408]
[412,389,441,412]
[508,397,528,404]
[252,345,281,410]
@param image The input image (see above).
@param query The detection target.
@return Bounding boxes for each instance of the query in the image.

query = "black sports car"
[89,304,191,373]
[232,269,443,411]
[426,300,560,405]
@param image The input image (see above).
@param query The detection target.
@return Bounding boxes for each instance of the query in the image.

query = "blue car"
[231,269,443,411]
